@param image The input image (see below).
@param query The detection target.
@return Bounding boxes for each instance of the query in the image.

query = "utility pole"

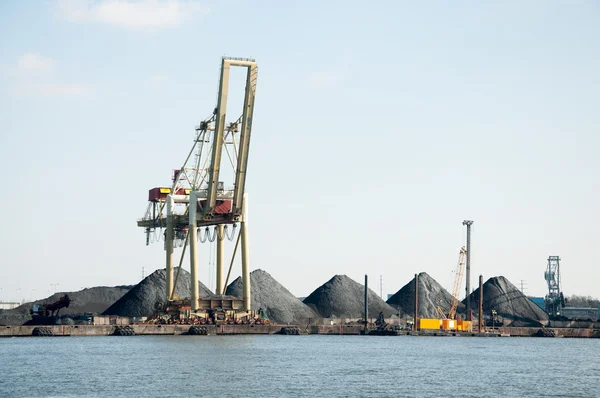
[364,274,368,332]
[520,280,527,294]
[414,273,419,332]
[380,275,383,298]
[463,220,474,320]
[478,275,483,333]
[142,267,145,280]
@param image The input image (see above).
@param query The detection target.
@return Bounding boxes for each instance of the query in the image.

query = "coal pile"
[226,269,317,324]
[303,275,397,318]
[0,286,132,326]
[465,276,548,326]
[386,272,464,319]
[103,268,212,317]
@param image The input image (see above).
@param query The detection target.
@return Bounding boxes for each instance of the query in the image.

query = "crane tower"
[137,57,258,317]
[544,256,564,317]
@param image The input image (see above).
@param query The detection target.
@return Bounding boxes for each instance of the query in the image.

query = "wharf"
[1,324,599,338]
[0,324,282,337]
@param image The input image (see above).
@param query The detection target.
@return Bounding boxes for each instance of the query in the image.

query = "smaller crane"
[449,247,467,320]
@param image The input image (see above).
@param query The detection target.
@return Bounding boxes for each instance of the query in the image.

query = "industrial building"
[0,302,20,310]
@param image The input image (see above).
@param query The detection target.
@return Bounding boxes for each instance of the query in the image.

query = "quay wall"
[1,325,599,338]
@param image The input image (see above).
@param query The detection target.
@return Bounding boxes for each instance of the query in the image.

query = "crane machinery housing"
[137,57,259,323]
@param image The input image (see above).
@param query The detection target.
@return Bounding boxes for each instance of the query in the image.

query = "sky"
[0,0,599,303]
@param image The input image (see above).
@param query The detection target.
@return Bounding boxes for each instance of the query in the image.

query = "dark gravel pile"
[0,286,132,326]
[465,276,548,326]
[386,272,464,318]
[103,268,212,317]
[226,269,317,324]
[303,275,397,318]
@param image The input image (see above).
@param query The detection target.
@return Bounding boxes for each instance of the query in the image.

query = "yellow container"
[459,320,472,332]
[419,318,441,330]
[441,319,456,330]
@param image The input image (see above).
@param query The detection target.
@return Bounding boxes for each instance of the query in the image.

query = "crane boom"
[449,247,467,320]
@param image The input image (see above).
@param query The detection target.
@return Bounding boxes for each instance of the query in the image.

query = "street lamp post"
[50,284,59,294]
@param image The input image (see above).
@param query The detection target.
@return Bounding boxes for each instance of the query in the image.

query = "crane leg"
[189,193,199,311]
[166,195,174,302]
[216,224,224,295]
[241,194,251,311]
[189,226,199,311]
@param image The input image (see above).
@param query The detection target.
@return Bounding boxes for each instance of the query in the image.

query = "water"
[1,335,599,397]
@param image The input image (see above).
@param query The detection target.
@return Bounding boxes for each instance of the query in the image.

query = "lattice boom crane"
[449,247,467,320]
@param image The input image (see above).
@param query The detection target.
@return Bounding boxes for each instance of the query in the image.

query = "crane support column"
[232,62,258,217]
[165,195,175,302]
[204,59,230,217]
[463,220,474,320]
[216,224,225,295]
[206,57,258,219]
[241,193,251,311]
[189,192,200,311]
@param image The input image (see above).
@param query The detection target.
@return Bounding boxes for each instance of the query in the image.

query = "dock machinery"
[544,256,565,317]
[137,57,258,320]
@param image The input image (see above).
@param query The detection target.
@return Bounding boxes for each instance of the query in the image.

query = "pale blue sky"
[1,1,598,303]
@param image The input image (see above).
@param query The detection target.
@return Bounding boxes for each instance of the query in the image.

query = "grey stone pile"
[226,269,317,324]
[0,285,132,326]
[466,276,548,326]
[386,272,464,318]
[103,268,212,317]
[303,275,397,318]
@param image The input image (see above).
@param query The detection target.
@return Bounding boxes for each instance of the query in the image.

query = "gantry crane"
[137,57,258,317]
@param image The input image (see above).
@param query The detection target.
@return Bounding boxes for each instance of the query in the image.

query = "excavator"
[29,294,72,321]
[366,312,399,335]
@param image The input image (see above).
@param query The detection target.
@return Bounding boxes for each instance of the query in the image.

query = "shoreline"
[2,324,599,338]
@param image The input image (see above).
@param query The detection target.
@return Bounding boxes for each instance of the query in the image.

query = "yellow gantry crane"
[137,57,259,316]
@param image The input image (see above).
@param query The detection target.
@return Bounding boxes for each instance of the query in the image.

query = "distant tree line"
[565,295,599,308]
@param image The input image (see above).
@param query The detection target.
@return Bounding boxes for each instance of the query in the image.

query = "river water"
[1,335,598,397]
